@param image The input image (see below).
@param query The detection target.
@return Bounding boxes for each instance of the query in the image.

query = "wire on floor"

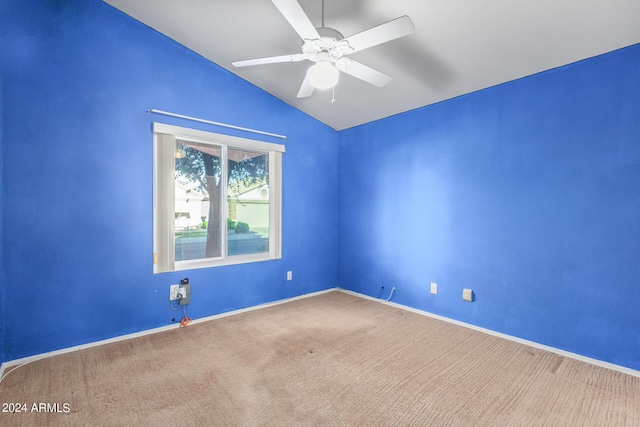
[386,287,396,301]
[180,305,192,327]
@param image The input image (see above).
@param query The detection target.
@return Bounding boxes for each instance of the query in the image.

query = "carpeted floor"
[1,290,638,426]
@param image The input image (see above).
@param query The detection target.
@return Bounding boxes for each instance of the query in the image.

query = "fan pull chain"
[332,86,336,104]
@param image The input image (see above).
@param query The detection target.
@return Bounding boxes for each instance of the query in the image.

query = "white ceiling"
[104,0,640,131]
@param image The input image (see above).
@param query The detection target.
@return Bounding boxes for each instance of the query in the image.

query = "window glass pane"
[153,122,283,273]
[174,140,222,261]
[227,147,269,256]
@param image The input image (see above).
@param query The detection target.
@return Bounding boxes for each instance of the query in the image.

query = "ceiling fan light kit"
[232,0,414,100]
[307,58,339,90]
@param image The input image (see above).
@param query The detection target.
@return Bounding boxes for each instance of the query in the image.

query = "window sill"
[171,253,281,272]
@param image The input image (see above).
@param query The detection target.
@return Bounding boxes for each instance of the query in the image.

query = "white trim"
[0,288,337,380]
[153,122,284,273]
[219,143,229,258]
[3,287,636,382]
[153,122,285,153]
[153,132,177,273]
[338,289,640,378]
[272,152,283,258]
[174,252,278,271]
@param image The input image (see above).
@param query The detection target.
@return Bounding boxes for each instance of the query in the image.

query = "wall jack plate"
[169,284,180,301]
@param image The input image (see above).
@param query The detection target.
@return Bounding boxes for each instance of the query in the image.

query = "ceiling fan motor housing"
[302,26,354,70]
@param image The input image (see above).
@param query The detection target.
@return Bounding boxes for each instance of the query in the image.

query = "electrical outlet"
[169,284,180,301]
[430,282,438,295]
[463,288,474,302]
[287,271,293,281]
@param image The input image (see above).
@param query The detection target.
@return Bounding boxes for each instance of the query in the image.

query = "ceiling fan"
[232,0,415,98]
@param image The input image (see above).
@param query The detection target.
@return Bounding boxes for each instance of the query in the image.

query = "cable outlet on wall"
[430,282,438,295]
[169,284,180,301]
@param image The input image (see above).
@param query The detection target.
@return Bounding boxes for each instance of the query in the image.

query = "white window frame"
[153,122,284,273]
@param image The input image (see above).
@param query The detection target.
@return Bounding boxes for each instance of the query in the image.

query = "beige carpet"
[1,290,638,426]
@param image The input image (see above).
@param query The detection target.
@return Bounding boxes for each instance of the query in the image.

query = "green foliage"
[235,222,250,233]
[175,143,268,197]
[201,220,208,229]
[227,218,237,230]
[175,142,266,257]
[227,151,269,200]
[175,144,218,194]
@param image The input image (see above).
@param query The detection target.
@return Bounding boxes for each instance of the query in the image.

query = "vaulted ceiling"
[104,0,640,130]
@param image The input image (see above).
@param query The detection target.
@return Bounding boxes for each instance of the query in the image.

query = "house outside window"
[153,123,284,273]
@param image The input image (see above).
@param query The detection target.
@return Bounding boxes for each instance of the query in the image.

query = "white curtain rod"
[147,109,286,140]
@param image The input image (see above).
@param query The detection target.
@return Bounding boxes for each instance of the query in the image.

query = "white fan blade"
[342,15,414,53]
[342,60,392,87]
[271,0,320,41]
[297,75,315,98]
[232,54,305,68]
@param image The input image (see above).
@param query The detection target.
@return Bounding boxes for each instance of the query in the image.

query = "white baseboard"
[339,289,640,378]
[3,287,637,382]
[0,288,338,380]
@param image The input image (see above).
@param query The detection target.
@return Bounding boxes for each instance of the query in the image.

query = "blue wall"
[0,0,4,362]
[338,44,640,370]
[2,0,639,372]
[0,0,339,362]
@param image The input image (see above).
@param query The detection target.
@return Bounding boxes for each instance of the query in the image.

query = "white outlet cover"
[169,284,180,301]
[430,282,438,294]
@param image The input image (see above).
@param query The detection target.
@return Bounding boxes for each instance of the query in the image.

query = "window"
[153,123,284,273]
